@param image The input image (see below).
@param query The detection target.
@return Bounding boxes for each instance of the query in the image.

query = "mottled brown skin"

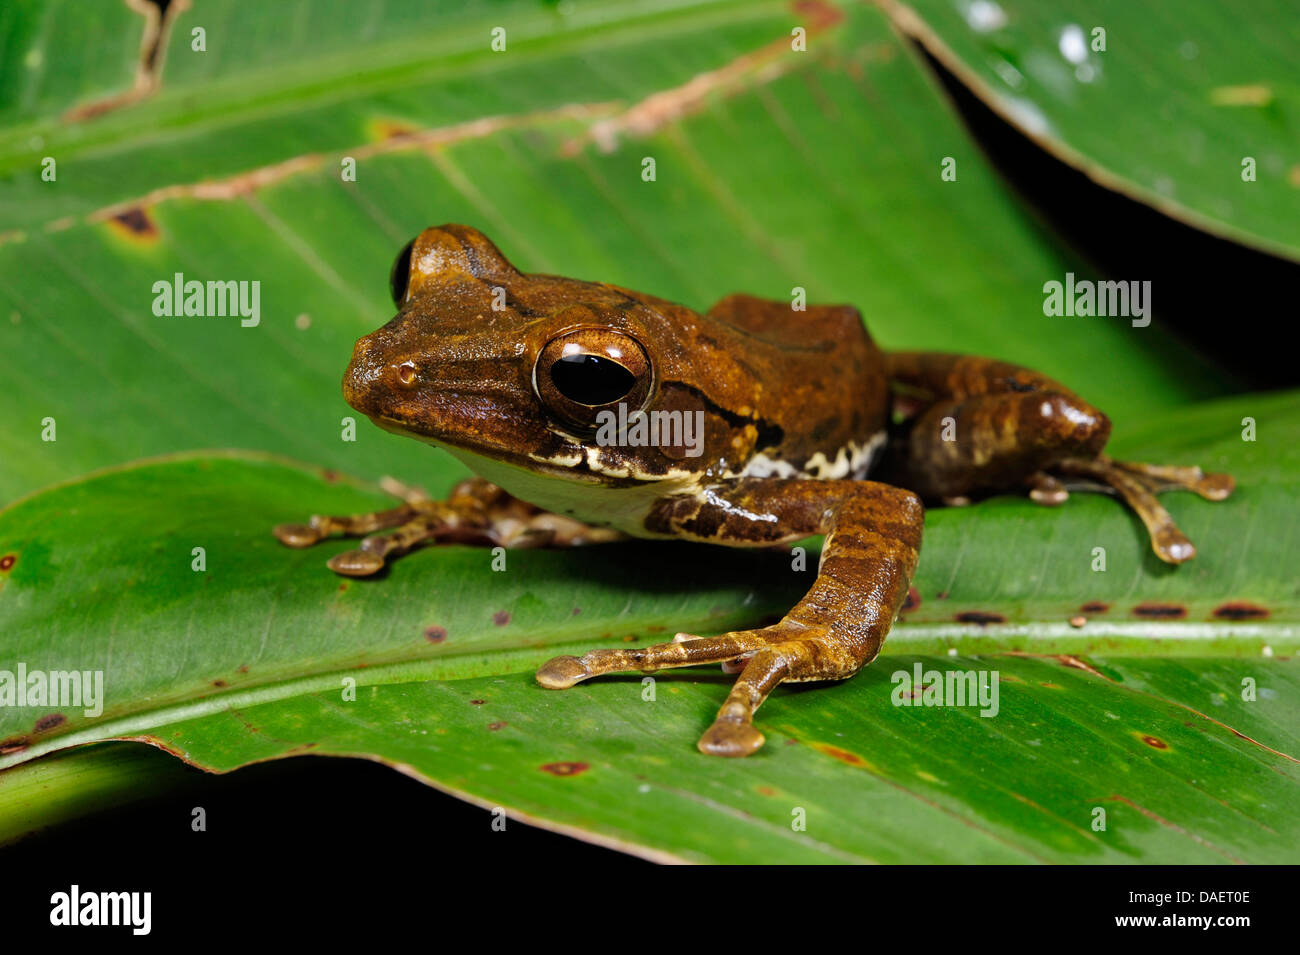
[876,352,1233,561]
[276,224,1233,757]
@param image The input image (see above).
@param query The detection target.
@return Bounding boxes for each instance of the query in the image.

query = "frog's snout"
[341,332,386,416]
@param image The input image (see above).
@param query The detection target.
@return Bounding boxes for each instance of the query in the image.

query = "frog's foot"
[275,493,463,577]
[273,503,425,550]
[275,477,624,576]
[536,629,792,757]
[536,631,777,690]
[324,511,454,577]
[537,624,846,758]
[1054,456,1234,564]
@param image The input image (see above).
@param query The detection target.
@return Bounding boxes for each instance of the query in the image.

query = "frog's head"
[343,225,736,492]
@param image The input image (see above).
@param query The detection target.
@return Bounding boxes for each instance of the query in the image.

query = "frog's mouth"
[362,411,676,491]
[362,412,606,484]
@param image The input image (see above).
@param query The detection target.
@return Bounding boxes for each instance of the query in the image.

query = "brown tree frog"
[276,225,1233,757]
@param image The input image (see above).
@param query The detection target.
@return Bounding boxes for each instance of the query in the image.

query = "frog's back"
[703,294,890,481]
[706,293,865,352]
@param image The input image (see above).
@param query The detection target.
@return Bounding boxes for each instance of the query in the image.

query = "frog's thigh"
[884,351,1233,563]
[887,389,1110,502]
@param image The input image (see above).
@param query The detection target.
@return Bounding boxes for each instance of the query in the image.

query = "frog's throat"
[441,442,701,539]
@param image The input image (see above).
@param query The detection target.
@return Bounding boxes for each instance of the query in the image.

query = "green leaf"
[0,0,147,125]
[0,0,1229,502]
[877,0,1300,259]
[1,389,1295,862]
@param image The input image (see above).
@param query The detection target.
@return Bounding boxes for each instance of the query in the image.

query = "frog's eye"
[389,238,415,307]
[535,328,652,431]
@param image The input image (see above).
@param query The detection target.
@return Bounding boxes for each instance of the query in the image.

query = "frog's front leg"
[274,477,623,576]
[536,479,923,757]
[881,351,1233,563]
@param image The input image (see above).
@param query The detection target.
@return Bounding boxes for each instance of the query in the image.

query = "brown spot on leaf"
[1132,603,1187,619]
[1213,602,1269,620]
[0,554,15,572]
[469,699,486,706]
[791,0,845,30]
[370,118,421,141]
[814,742,866,766]
[955,611,1005,625]
[34,713,65,733]
[424,626,447,643]
[1,737,30,755]
[935,591,949,600]
[237,664,249,673]
[488,721,507,731]
[212,679,227,688]
[902,586,921,613]
[492,610,511,626]
[540,761,589,776]
[1069,615,1087,628]
[757,785,777,797]
[1080,601,1110,614]
[1142,735,1169,750]
[108,206,159,241]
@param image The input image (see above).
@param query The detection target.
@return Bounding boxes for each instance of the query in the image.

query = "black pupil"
[389,239,414,306]
[550,354,636,406]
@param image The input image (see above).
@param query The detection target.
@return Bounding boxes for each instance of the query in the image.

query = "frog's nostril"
[397,361,417,385]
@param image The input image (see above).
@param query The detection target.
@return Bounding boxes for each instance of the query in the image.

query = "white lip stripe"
[738,430,886,482]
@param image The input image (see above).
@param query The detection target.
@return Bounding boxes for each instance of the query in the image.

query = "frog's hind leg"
[539,478,923,757]
[882,351,1233,564]
[274,477,622,577]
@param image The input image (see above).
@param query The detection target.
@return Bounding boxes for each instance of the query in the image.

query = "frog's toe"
[1154,527,1196,564]
[536,655,590,689]
[1027,471,1069,507]
[327,548,386,577]
[274,523,323,547]
[697,719,765,757]
[1196,472,1235,501]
